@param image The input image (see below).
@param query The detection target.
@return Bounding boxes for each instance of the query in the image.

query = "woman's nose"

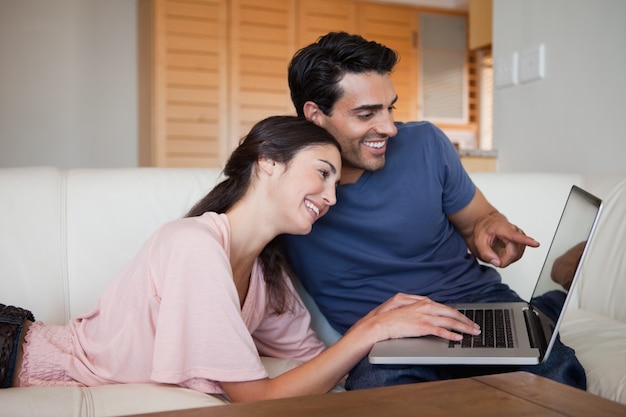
[323,185,337,206]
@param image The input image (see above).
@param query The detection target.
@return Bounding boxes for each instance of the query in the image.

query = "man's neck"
[340,166,365,185]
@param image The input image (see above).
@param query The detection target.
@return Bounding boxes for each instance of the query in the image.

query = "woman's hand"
[355,293,481,343]
[220,293,481,402]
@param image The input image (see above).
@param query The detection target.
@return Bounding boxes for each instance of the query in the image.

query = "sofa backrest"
[472,172,626,323]
[64,168,223,321]
[1,168,624,329]
[470,172,583,301]
[0,167,222,324]
[0,167,67,324]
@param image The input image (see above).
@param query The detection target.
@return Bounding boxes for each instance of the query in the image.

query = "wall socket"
[520,44,546,83]
[494,52,519,88]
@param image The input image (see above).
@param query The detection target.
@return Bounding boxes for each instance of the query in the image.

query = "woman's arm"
[220,293,480,402]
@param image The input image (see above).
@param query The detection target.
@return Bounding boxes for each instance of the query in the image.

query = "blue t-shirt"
[282,121,501,334]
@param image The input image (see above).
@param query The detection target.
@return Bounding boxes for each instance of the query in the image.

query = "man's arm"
[447,188,540,268]
[551,241,586,290]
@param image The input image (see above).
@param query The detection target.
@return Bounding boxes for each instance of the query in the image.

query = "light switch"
[520,44,545,83]
[494,52,518,88]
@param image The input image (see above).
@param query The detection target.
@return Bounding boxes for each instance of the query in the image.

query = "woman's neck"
[225,198,275,306]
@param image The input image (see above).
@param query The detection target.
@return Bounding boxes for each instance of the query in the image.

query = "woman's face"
[274,144,341,235]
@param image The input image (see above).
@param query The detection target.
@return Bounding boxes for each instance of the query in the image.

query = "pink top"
[24,212,325,394]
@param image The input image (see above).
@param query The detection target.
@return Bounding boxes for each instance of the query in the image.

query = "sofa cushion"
[560,307,626,404]
[0,384,226,417]
[0,357,309,417]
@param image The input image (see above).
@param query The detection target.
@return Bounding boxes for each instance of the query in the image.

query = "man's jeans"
[345,283,587,390]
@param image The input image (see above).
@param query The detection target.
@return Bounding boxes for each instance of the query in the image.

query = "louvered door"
[140,0,228,167]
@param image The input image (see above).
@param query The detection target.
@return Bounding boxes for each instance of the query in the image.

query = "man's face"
[309,72,398,184]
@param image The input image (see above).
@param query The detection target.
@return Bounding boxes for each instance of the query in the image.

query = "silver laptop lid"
[528,185,603,358]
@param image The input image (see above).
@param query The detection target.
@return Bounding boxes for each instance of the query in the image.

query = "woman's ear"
[303,101,323,127]
[257,157,276,176]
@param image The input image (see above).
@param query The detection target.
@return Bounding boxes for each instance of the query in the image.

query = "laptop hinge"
[524,307,548,353]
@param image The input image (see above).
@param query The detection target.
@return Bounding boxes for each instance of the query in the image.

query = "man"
[282,31,586,390]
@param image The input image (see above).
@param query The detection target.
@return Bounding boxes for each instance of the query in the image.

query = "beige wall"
[2,0,625,174]
[493,0,626,174]
[0,0,137,168]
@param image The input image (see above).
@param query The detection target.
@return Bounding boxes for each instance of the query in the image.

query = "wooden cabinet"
[460,155,496,172]
[358,2,418,123]
[138,0,228,167]
[139,0,471,168]
[469,0,492,50]
[140,0,297,167]
[296,1,418,122]
[228,0,296,148]
[297,0,357,46]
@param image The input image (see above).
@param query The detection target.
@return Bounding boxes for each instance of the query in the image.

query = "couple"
[1,32,585,400]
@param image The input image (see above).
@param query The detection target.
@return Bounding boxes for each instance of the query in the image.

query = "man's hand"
[448,188,539,268]
[473,211,540,267]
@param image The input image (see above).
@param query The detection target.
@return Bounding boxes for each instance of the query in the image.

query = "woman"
[1,116,479,401]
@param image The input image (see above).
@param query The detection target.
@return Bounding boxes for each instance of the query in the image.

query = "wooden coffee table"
[131,371,626,417]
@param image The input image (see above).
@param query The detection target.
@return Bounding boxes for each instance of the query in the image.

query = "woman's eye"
[319,169,330,179]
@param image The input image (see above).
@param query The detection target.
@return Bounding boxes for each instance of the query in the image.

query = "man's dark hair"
[288,31,398,117]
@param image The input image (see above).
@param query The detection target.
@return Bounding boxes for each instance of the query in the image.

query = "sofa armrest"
[561,308,626,404]
[577,177,626,322]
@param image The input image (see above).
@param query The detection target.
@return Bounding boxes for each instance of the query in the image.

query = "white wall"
[492,0,626,174]
[0,0,137,168]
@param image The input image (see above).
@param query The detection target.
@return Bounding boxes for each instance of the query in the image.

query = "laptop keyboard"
[449,308,516,349]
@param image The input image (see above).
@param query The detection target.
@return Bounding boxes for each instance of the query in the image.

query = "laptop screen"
[529,185,603,318]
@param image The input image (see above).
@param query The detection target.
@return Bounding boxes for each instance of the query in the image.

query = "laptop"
[369,185,603,366]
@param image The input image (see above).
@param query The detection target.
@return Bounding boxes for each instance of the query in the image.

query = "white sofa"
[1,167,625,416]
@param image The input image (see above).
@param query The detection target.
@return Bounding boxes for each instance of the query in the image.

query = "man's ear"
[303,101,323,126]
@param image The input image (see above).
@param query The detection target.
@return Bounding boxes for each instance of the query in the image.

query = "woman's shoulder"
[155,212,230,248]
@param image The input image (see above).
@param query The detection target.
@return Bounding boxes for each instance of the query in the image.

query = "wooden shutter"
[297,0,357,48]
[140,0,228,167]
[358,2,418,122]
[228,0,296,152]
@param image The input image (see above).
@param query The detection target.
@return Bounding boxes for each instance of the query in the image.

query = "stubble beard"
[344,143,386,172]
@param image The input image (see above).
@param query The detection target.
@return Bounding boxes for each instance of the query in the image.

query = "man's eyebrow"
[351,95,398,112]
